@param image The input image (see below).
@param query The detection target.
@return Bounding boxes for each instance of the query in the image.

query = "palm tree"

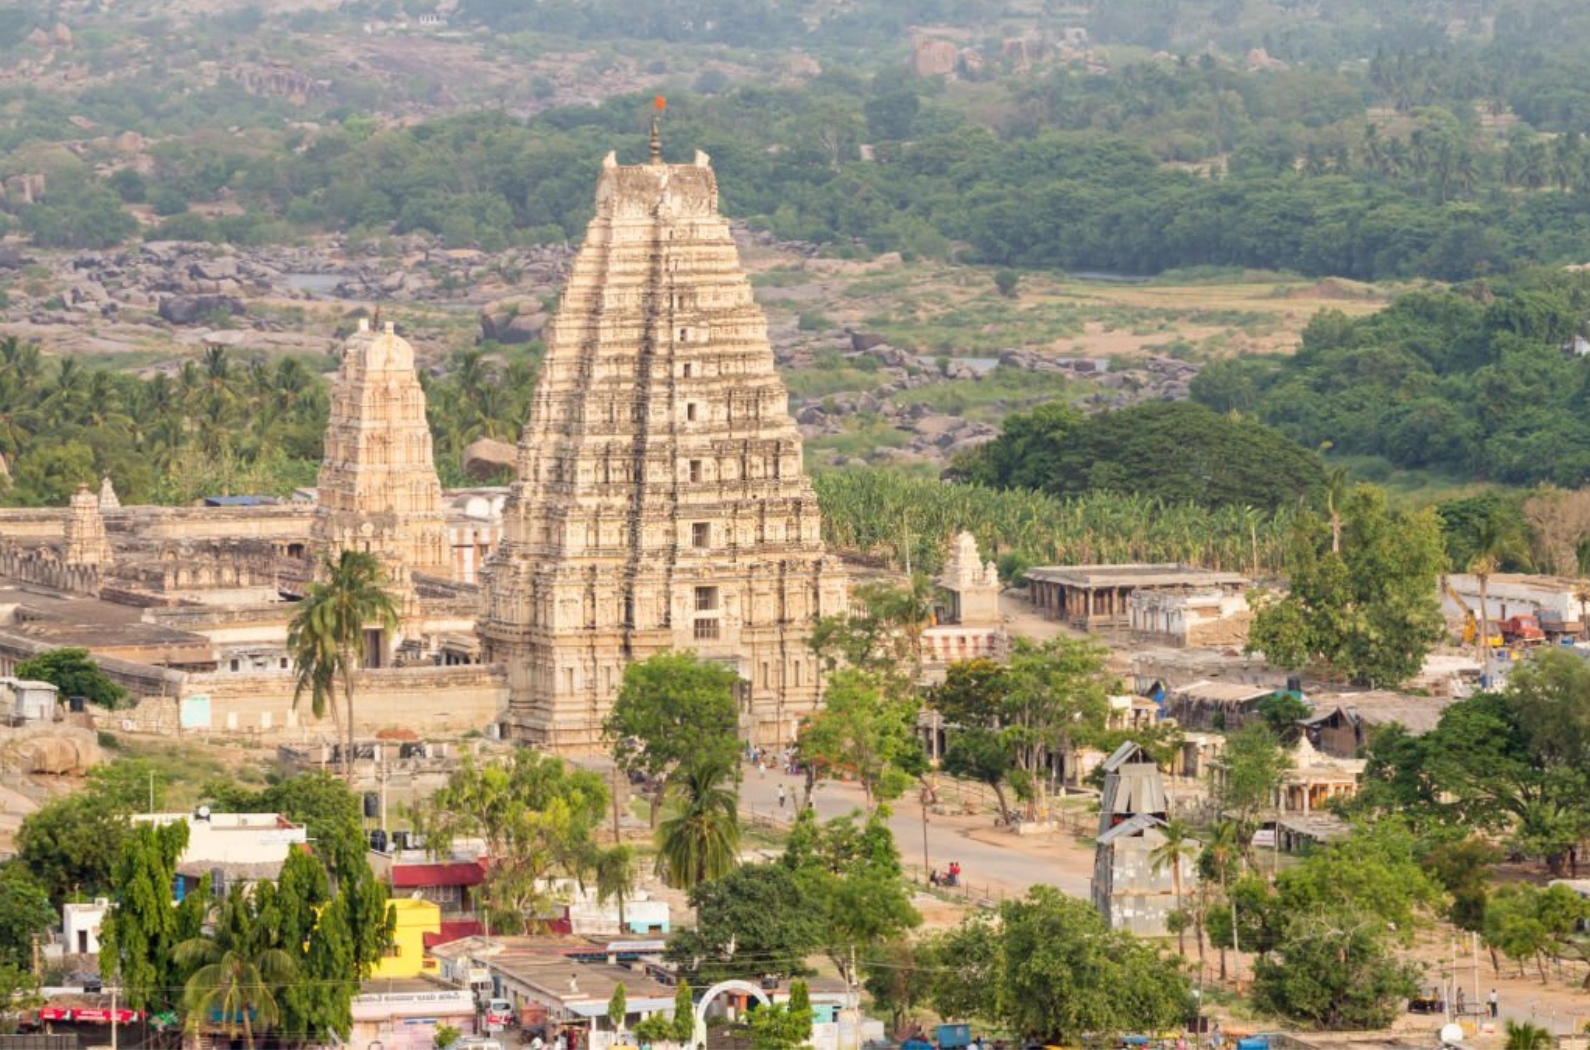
[1200,820,1242,982]
[288,550,400,778]
[1149,818,1200,957]
[1467,511,1531,666]
[1323,465,1349,554]
[656,754,740,891]
[1504,1021,1553,1050]
[593,845,638,932]
[175,895,296,1050]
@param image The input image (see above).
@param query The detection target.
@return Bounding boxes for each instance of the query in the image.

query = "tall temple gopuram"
[478,134,847,752]
[312,319,452,640]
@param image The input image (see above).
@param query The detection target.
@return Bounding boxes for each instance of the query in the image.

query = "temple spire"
[649,96,665,164]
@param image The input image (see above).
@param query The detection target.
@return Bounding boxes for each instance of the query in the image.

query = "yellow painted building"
[371,897,442,979]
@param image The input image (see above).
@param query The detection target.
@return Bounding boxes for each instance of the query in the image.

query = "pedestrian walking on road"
[778,785,786,809]
[1488,989,1499,1018]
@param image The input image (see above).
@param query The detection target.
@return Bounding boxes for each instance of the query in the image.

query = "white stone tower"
[478,135,847,752]
[312,319,451,584]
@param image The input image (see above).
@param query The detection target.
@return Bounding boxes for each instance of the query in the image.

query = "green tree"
[176,886,298,1050]
[655,753,741,892]
[100,821,210,1015]
[1248,485,1446,687]
[1148,818,1199,957]
[747,980,813,1049]
[1215,724,1293,838]
[0,863,56,967]
[0,964,43,1034]
[410,751,609,933]
[287,550,400,777]
[1250,908,1422,1030]
[607,983,627,1033]
[782,809,920,985]
[797,668,923,811]
[1466,507,1532,664]
[928,886,1189,1041]
[666,864,824,984]
[594,845,638,932]
[1505,1021,1555,1050]
[604,651,742,828]
[993,268,1021,298]
[14,648,127,709]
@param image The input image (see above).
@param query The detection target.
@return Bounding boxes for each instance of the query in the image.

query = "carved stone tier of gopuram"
[478,133,848,753]
[312,318,452,618]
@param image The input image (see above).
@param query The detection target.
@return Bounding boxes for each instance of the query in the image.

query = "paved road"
[734,762,1094,902]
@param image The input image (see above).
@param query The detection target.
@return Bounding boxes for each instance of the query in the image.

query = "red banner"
[64,1008,143,1024]
[37,1008,72,1021]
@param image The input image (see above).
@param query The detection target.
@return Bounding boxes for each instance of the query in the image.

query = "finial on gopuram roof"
[649,96,666,164]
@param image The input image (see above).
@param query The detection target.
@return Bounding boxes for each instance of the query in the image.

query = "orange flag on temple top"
[654,96,667,111]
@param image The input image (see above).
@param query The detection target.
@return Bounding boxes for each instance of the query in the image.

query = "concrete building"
[132,810,307,897]
[372,898,444,980]
[1129,585,1251,648]
[3,676,58,722]
[61,898,110,956]
[1025,564,1246,632]
[478,132,847,752]
[352,978,479,1050]
[1442,572,1587,636]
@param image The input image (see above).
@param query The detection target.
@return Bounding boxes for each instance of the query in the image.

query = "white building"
[3,676,59,721]
[132,810,307,897]
[61,898,110,956]
[1129,587,1251,648]
[1442,573,1586,633]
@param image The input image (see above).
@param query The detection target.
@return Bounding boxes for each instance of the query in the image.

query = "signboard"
[179,694,212,730]
[39,1008,144,1024]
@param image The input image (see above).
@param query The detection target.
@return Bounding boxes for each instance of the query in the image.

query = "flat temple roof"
[1025,564,1247,587]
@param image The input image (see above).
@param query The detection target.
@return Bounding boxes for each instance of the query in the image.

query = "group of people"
[747,743,801,777]
[928,862,962,887]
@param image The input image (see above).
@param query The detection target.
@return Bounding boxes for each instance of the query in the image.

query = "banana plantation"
[815,469,1295,581]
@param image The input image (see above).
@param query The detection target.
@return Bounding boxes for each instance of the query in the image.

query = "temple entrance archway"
[691,980,772,1047]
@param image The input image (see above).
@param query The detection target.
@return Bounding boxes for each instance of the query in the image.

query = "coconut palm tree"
[175,890,296,1050]
[593,844,638,931]
[656,754,740,891]
[1200,820,1242,981]
[1467,511,1531,667]
[1504,1021,1553,1050]
[1149,817,1200,957]
[288,550,400,778]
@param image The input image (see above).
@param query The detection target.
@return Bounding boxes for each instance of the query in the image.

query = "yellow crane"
[1442,577,1502,649]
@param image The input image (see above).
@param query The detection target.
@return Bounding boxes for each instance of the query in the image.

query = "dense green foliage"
[1192,273,1590,487]
[15,759,173,903]
[926,887,1189,1040]
[781,810,920,986]
[1249,485,1446,686]
[14,647,127,709]
[604,651,742,822]
[0,337,537,507]
[816,469,1294,580]
[666,863,824,983]
[956,401,1324,511]
[1357,648,1590,874]
[0,863,56,968]
[287,549,400,777]
[410,751,611,933]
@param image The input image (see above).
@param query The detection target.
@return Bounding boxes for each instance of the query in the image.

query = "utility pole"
[110,984,118,1050]
[919,789,931,878]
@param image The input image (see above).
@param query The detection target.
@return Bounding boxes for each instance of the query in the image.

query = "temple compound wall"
[478,141,847,753]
